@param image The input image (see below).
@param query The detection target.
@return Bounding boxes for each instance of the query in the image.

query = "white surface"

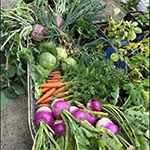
[137,0,149,12]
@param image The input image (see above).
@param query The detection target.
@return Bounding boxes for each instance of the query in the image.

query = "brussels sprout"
[38,41,56,55]
[39,52,57,69]
[61,57,77,71]
[56,47,68,61]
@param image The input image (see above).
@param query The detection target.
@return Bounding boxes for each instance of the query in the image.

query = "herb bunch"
[63,56,126,104]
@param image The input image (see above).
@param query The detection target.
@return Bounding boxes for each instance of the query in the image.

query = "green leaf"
[3,87,18,98]
[145,129,149,138]
[7,66,17,78]
[12,84,27,96]
[1,91,9,110]
[14,32,21,42]
[16,9,23,16]
[34,83,42,99]
[134,27,142,34]
[111,87,120,105]
[17,63,25,76]
[98,139,106,147]
[132,22,138,26]
[142,79,149,88]
[21,47,34,62]
[22,25,32,39]
[127,30,136,41]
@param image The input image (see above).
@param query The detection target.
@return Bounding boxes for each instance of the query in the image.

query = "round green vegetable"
[39,52,57,69]
[110,53,119,62]
[61,57,77,71]
[38,41,56,55]
[56,47,68,61]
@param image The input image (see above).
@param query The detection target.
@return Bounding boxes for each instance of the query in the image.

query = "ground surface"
[1,98,32,150]
[1,0,125,150]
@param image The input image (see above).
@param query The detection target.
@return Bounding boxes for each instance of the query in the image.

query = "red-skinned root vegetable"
[104,122,119,135]
[53,120,66,139]
[31,24,49,41]
[34,107,54,127]
[87,113,97,125]
[51,99,70,119]
[56,16,63,27]
[87,99,101,111]
[71,109,87,121]
[70,106,96,124]
[96,117,119,135]
[70,106,79,114]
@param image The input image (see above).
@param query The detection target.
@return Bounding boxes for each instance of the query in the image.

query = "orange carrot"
[53,87,65,94]
[56,91,70,98]
[51,74,62,77]
[40,103,51,107]
[50,71,61,74]
[51,77,62,81]
[39,82,62,88]
[57,96,69,101]
[42,87,51,93]
[40,96,52,103]
[47,79,60,83]
[50,71,61,76]
[48,75,62,80]
[36,88,56,104]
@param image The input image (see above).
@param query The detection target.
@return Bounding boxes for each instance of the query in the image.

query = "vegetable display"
[1,0,149,150]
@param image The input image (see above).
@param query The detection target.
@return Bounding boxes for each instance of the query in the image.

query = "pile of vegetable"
[1,0,149,150]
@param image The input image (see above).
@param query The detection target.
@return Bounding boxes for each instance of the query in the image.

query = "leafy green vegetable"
[29,64,50,99]
[37,41,57,55]
[61,110,123,150]
[61,57,77,71]
[32,121,61,150]
[1,0,106,101]
[63,55,126,104]
[39,52,57,69]
[102,104,140,149]
[108,9,142,41]
[76,20,99,44]
[1,6,36,99]
[136,11,150,27]
[56,47,68,61]
[123,82,149,110]
[124,107,149,150]
[123,0,140,10]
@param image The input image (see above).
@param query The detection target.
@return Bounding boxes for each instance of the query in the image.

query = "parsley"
[63,57,126,104]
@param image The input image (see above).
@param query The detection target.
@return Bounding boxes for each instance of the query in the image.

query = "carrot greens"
[63,55,127,105]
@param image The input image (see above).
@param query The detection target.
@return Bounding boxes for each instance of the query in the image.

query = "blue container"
[104,41,131,73]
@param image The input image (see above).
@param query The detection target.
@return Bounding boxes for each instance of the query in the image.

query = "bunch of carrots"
[36,71,70,107]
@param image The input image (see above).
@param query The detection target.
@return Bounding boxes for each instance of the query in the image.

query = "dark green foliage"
[63,55,126,104]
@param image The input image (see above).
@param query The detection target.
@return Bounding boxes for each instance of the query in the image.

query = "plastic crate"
[124,11,149,31]
[124,11,150,41]
[104,41,131,73]
[96,22,131,73]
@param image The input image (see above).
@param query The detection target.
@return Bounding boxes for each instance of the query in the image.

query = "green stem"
[1,32,17,51]
[117,135,130,148]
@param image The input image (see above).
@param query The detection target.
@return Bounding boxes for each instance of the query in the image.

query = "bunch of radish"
[34,99,119,140]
